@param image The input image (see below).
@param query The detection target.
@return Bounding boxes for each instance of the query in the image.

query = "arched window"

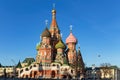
[71,70,73,74]
[20,69,23,73]
[33,64,36,67]
[53,64,55,66]
[57,65,59,68]
[30,66,32,69]
[25,68,29,71]
[34,71,37,78]
[26,75,28,78]
[30,71,32,78]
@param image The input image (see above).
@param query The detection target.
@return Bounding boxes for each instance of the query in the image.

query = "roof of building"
[55,39,66,49]
[16,61,22,68]
[66,32,77,44]
[41,27,51,37]
[85,67,100,70]
[23,58,35,63]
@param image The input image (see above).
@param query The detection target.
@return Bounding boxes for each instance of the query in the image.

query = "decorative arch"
[51,70,55,78]
[30,71,32,78]
[34,71,37,78]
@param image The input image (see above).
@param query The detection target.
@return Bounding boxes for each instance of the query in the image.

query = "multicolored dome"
[66,32,77,44]
[41,27,51,37]
[55,40,66,49]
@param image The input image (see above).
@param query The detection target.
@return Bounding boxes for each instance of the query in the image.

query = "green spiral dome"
[55,40,66,49]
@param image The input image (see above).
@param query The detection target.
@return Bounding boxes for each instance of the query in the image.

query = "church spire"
[77,46,85,76]
[49,4,60,38]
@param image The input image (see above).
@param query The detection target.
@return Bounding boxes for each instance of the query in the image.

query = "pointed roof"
[16,61,22,68]
[41,27,51,37]
[66,32,77,44]
[23,58,35,63]
[77,47,85,68]
[49,9,60,34]
[77,47,82,58]
[0,63,2,67]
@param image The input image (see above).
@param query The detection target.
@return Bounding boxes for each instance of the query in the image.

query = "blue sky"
[0,0,120,67]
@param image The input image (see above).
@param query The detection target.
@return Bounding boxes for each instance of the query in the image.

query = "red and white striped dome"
[66,32,77,44]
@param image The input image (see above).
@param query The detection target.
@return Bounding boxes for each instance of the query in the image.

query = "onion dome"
[66,32,77,44]
[55,39,66,49]
[41,27,51,37]
[36,42,41,50]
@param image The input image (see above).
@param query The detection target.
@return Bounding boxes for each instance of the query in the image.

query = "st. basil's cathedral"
[15,7,85,79]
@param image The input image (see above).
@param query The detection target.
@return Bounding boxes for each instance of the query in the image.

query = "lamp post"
[92,64,96,80]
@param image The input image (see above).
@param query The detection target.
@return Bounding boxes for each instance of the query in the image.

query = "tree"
[100,63,112,78]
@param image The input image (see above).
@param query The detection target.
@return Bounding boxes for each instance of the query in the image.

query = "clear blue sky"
[0,0,120,67]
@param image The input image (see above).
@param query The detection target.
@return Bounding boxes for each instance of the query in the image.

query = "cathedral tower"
[77,47,85,78]
[55,39,66,64]
[49,8,61,61]
[66,27,77,66]
[36,27,53,64]
[49,9,60,38]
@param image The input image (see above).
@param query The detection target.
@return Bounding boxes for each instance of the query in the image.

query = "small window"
[25,68,29,71]
[33,64,36,67]
[30,66,32,69]
[65,68,67,71]
[20,69,23,73]
[71,70,73,73]
[57,65,59,68]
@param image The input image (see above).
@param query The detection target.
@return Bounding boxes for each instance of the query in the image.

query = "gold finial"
[70,25,73,32]
[52,3,56,14]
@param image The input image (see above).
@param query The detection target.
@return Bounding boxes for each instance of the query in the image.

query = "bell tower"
[49,5,61,61]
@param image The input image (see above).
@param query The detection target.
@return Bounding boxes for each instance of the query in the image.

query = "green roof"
[16,61,22,68]
[110,66,119,69]
[23,58,35,63]
[36,42,41,50]
[55,39,66,49]
[41,27,51,37]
